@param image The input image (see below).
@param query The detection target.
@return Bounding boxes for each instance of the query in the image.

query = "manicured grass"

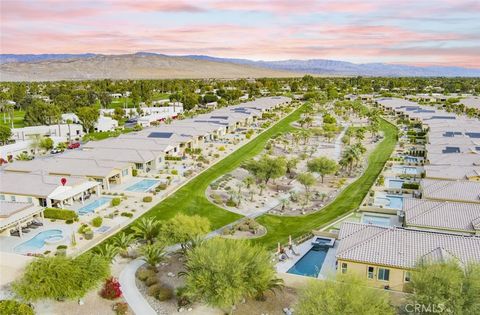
[134,106,304,230]
[252,119,398,249]
[0,110,25,128]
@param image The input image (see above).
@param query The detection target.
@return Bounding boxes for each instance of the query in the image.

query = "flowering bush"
[101,277,122,300]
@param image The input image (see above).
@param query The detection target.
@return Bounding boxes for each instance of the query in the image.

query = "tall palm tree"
[132,217,161,244]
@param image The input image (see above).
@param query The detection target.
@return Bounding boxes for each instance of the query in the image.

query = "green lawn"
[252,119,398,249]
[0,110,25,128]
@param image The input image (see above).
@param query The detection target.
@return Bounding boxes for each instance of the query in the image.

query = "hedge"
[44,208,78,221]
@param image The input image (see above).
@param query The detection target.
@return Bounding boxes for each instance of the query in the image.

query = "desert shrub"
[44,208,78,221]
[143,196,152,203]
[121,212,133,218]
[84,230,94,240]
[225,198,237,207]
[145,276,159,286]
[156,286,173,301]
[156,183,168,190]
[171,169,178,175]
[176,286,192,307]
[112,302,128,315]
[100,277,122,300]
[218,146,225,151]
[132,169,138,176]
[92,216,103,227]
[65,219,74,224]
[147,284,162,296]
[111,197,121,207]
[136,268,156,281]
[0,300,34,315]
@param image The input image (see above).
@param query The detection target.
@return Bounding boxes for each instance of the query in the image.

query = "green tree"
[98,91,112,108]
[13,253,110,301]
[132,217,161,244]
[24,99,61,126]
[39,137,54,151]
[181,238,282,314]
[140,242,166,271]
[0,125,12,145]
[113,232,134,257]
[160,214,210,251]
[76,106,99,133]
[243,155,287,184]
[297,172,316,205]
[296,275,395,315]
[407,261,480,315]
[307,157,338,183]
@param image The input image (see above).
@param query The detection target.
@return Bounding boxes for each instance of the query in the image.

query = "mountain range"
[1,52,479,81]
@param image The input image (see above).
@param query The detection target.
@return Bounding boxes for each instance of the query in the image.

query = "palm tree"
[258,183,266,196]
[96,244,119,263]
[15,152,31,161]
[113,232,134,257]
[243,176,255,189]
[132,217,160,244]
[140,242,166,271]
[340,145,363,175]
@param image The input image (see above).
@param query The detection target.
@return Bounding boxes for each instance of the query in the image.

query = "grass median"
[252,118,398,249]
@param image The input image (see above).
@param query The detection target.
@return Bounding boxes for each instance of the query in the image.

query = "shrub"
[132,169,138,177]
[402,182,420,190]
[0,300,34,315]
[145,276,159,286]
[143,196,152,203]
[136,268,156,281]
[111,197,121,207]
[218,146,226,151]
[176,286,192,307]
[44,208,78,221]
[147,284,162,296]
[171,169,178,175]
[165,156,182,161]
[100,277,122,300]
[225,198,237,207]
[65,219,74,224]
[121,212,133,218]
[156,286,173,301]
[92,216,103,227]
[84,230,94,240]
[156,183,167,190]
[112,302,128,315]
[57,245,67,250]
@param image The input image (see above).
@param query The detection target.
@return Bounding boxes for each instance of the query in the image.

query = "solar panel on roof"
[466,132,480,138]
[148,132,173,138]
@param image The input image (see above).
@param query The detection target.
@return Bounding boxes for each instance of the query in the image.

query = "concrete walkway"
[118,259,156,315]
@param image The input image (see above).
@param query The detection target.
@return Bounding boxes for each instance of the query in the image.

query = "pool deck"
[276,236,338,279]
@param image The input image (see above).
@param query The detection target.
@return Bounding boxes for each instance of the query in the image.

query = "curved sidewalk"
[119,259,156,315]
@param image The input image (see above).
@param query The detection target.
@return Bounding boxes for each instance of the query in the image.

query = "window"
[404,271,411,282]
[341,263,348,274]
[378,268,390,281]
[27,197,33,203]
[11,196,16,202]
[122,169,129,176]
[367,266,375,279]
[0,195,4,201]
[135,163,144,170]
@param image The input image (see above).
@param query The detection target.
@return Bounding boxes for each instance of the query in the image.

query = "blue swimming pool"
[392,166,418,175]
[363,214,391,227]
[77,197,111,215]
[287,247,329,277]
[375,195,404,210]
[125,179,160,192]
[388,179,404,189]
[14,229,63,253]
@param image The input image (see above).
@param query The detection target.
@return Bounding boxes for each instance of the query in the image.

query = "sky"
[1,0,480,68]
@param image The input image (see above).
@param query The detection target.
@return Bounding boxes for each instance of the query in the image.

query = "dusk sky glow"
[1,0,479,68]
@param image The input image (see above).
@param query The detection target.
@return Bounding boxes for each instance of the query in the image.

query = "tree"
[243,155,286,184]
[307,157,338,183]
[140,242,166,271]
[408,261,480,315]
[76,106,99,133]
[98,91,112,108]
[13,253,110,301]
[95,243,119,262]
[24,99,61,126]
[39,137,54,151]
[160,214,210,251]
[296,274,395,315]
[0,125,11,145]
[286,158,298,178]
[181,238,282,314]
[113,232,134,257]
[132,217,161,244]
[297,172,316,205]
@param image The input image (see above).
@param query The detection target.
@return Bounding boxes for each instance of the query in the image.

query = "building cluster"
[335,97,480,292]
[0,97,291,235]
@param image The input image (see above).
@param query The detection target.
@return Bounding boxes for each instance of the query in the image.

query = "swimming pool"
[362,214,391,227]
[14,229,63,254]
[392,166,418,175]
[375,195,403,209]
[287,247,329,277]
[125,179,160,192]
[388,179,404,189]
[77,197,111,215]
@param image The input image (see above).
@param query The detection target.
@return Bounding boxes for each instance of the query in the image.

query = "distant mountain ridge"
[1,52,479,78]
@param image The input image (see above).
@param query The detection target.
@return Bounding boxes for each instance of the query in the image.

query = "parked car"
[50,149,63,154]
[67,142,80,149]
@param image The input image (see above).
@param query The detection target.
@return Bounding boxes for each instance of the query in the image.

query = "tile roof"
[421,179,480,203]
[336,222,480,269]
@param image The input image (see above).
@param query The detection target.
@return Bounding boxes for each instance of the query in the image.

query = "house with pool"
[335,222,480,292]
[0,201,44,238]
